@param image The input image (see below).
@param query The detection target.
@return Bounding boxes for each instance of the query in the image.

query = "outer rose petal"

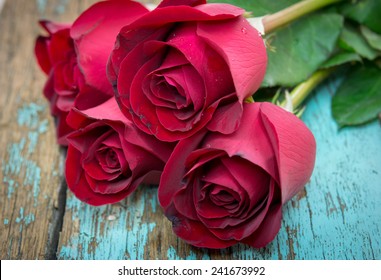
[39,20,70,34]
[197,16,267,100]
[259,103,316,203]
[127,4,243,29]
[159,130,206,208]
[56,116,72,146]
[158,0,206,8]
[35,36,52,74]
[71,0,149,94]
[204,104,279,183]
[243,202,282,248]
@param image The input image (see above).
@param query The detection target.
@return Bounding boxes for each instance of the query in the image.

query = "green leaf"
[332,65,381,127]
[262,12,343,87]
[208,0,300,17]
[360,25,381,51]
[339,25,379,60]
[340,0,381,33]
[321,52,362,68]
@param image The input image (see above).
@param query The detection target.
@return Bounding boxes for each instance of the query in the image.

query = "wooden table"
[1,0,380,260]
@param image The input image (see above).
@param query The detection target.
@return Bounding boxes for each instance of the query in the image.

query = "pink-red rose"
[108,0,267,142]
[35,0,148,145]
[158,102,316,248]
[66,98,174,206]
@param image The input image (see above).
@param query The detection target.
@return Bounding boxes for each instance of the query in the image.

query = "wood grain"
[0,0,98,260]
[1,0,380,260]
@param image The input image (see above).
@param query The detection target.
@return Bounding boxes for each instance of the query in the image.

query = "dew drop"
[241,27,247,34]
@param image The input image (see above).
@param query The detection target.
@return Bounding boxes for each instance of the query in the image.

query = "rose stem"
[263,0,344,33]
[281,68,334,109]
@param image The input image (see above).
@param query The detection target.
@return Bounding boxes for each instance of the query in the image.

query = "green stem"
[263,0,343,33]
[282,68,334,109]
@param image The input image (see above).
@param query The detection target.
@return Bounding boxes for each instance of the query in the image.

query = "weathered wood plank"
[0,0,99,260]
[0,0,5,14]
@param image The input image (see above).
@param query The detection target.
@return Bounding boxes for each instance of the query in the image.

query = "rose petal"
[259,102,316,203]
[158,0,206,8]
[123,123,174,164]
[78,97,129,123]
[206,97,242,134]
[221,156,269,213]
[39,20,70,34]
[35,36,52,74]
[243,203,282,248]
[167,24,234,105]
[196,162,246,221]
[129,4,243,29]
[48,28,73,66]
[159,130,207,208]
[66,145,131,206]
[85,172,132,194]
[203,103,279,182]
[164,203,237,249]
[56,111,72,146]
[197,16,267,100]
[109,26,170,86]
[208,178,277,240]
[71,0,149,94]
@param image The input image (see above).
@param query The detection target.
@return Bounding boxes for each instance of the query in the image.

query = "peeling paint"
[2,138,41,205]
[36,0,47,13]
[149,188,158,214]
[166,246,210,260]
[17,103,45,129]
[14,207,35,228]
[59,188,158,259]
[2,103,46,204]
[55,0,69,14]
[3,177,16,198]
[4,219,9,225]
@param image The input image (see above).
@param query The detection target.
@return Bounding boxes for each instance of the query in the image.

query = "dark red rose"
[108,0,267,142]
[66,98,174,206]
[158,102,316,248]
[35,0,148,145]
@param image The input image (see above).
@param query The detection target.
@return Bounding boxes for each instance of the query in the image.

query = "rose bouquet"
[35,0,381,249]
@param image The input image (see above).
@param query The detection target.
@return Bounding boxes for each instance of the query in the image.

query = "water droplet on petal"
[241,27,247,34]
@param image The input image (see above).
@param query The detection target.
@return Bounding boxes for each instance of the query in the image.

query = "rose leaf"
[321,51,362,69]
[360,25,381,52]
[338,24,380,60]
[332,64,381,127]
[262,12,343,87]
[339,0,381,34]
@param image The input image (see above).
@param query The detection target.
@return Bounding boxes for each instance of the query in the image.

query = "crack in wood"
[45,148,67,260]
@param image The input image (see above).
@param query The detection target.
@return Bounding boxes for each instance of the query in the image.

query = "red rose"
[66,98,174,206]
[158,102,316,248]
[35,0,148,145]
[108,0,267,142]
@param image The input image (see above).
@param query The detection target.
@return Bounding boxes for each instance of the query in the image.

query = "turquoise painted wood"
[57,76,381,260]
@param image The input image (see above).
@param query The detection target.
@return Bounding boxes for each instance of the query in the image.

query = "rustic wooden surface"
[1,0,380,260]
